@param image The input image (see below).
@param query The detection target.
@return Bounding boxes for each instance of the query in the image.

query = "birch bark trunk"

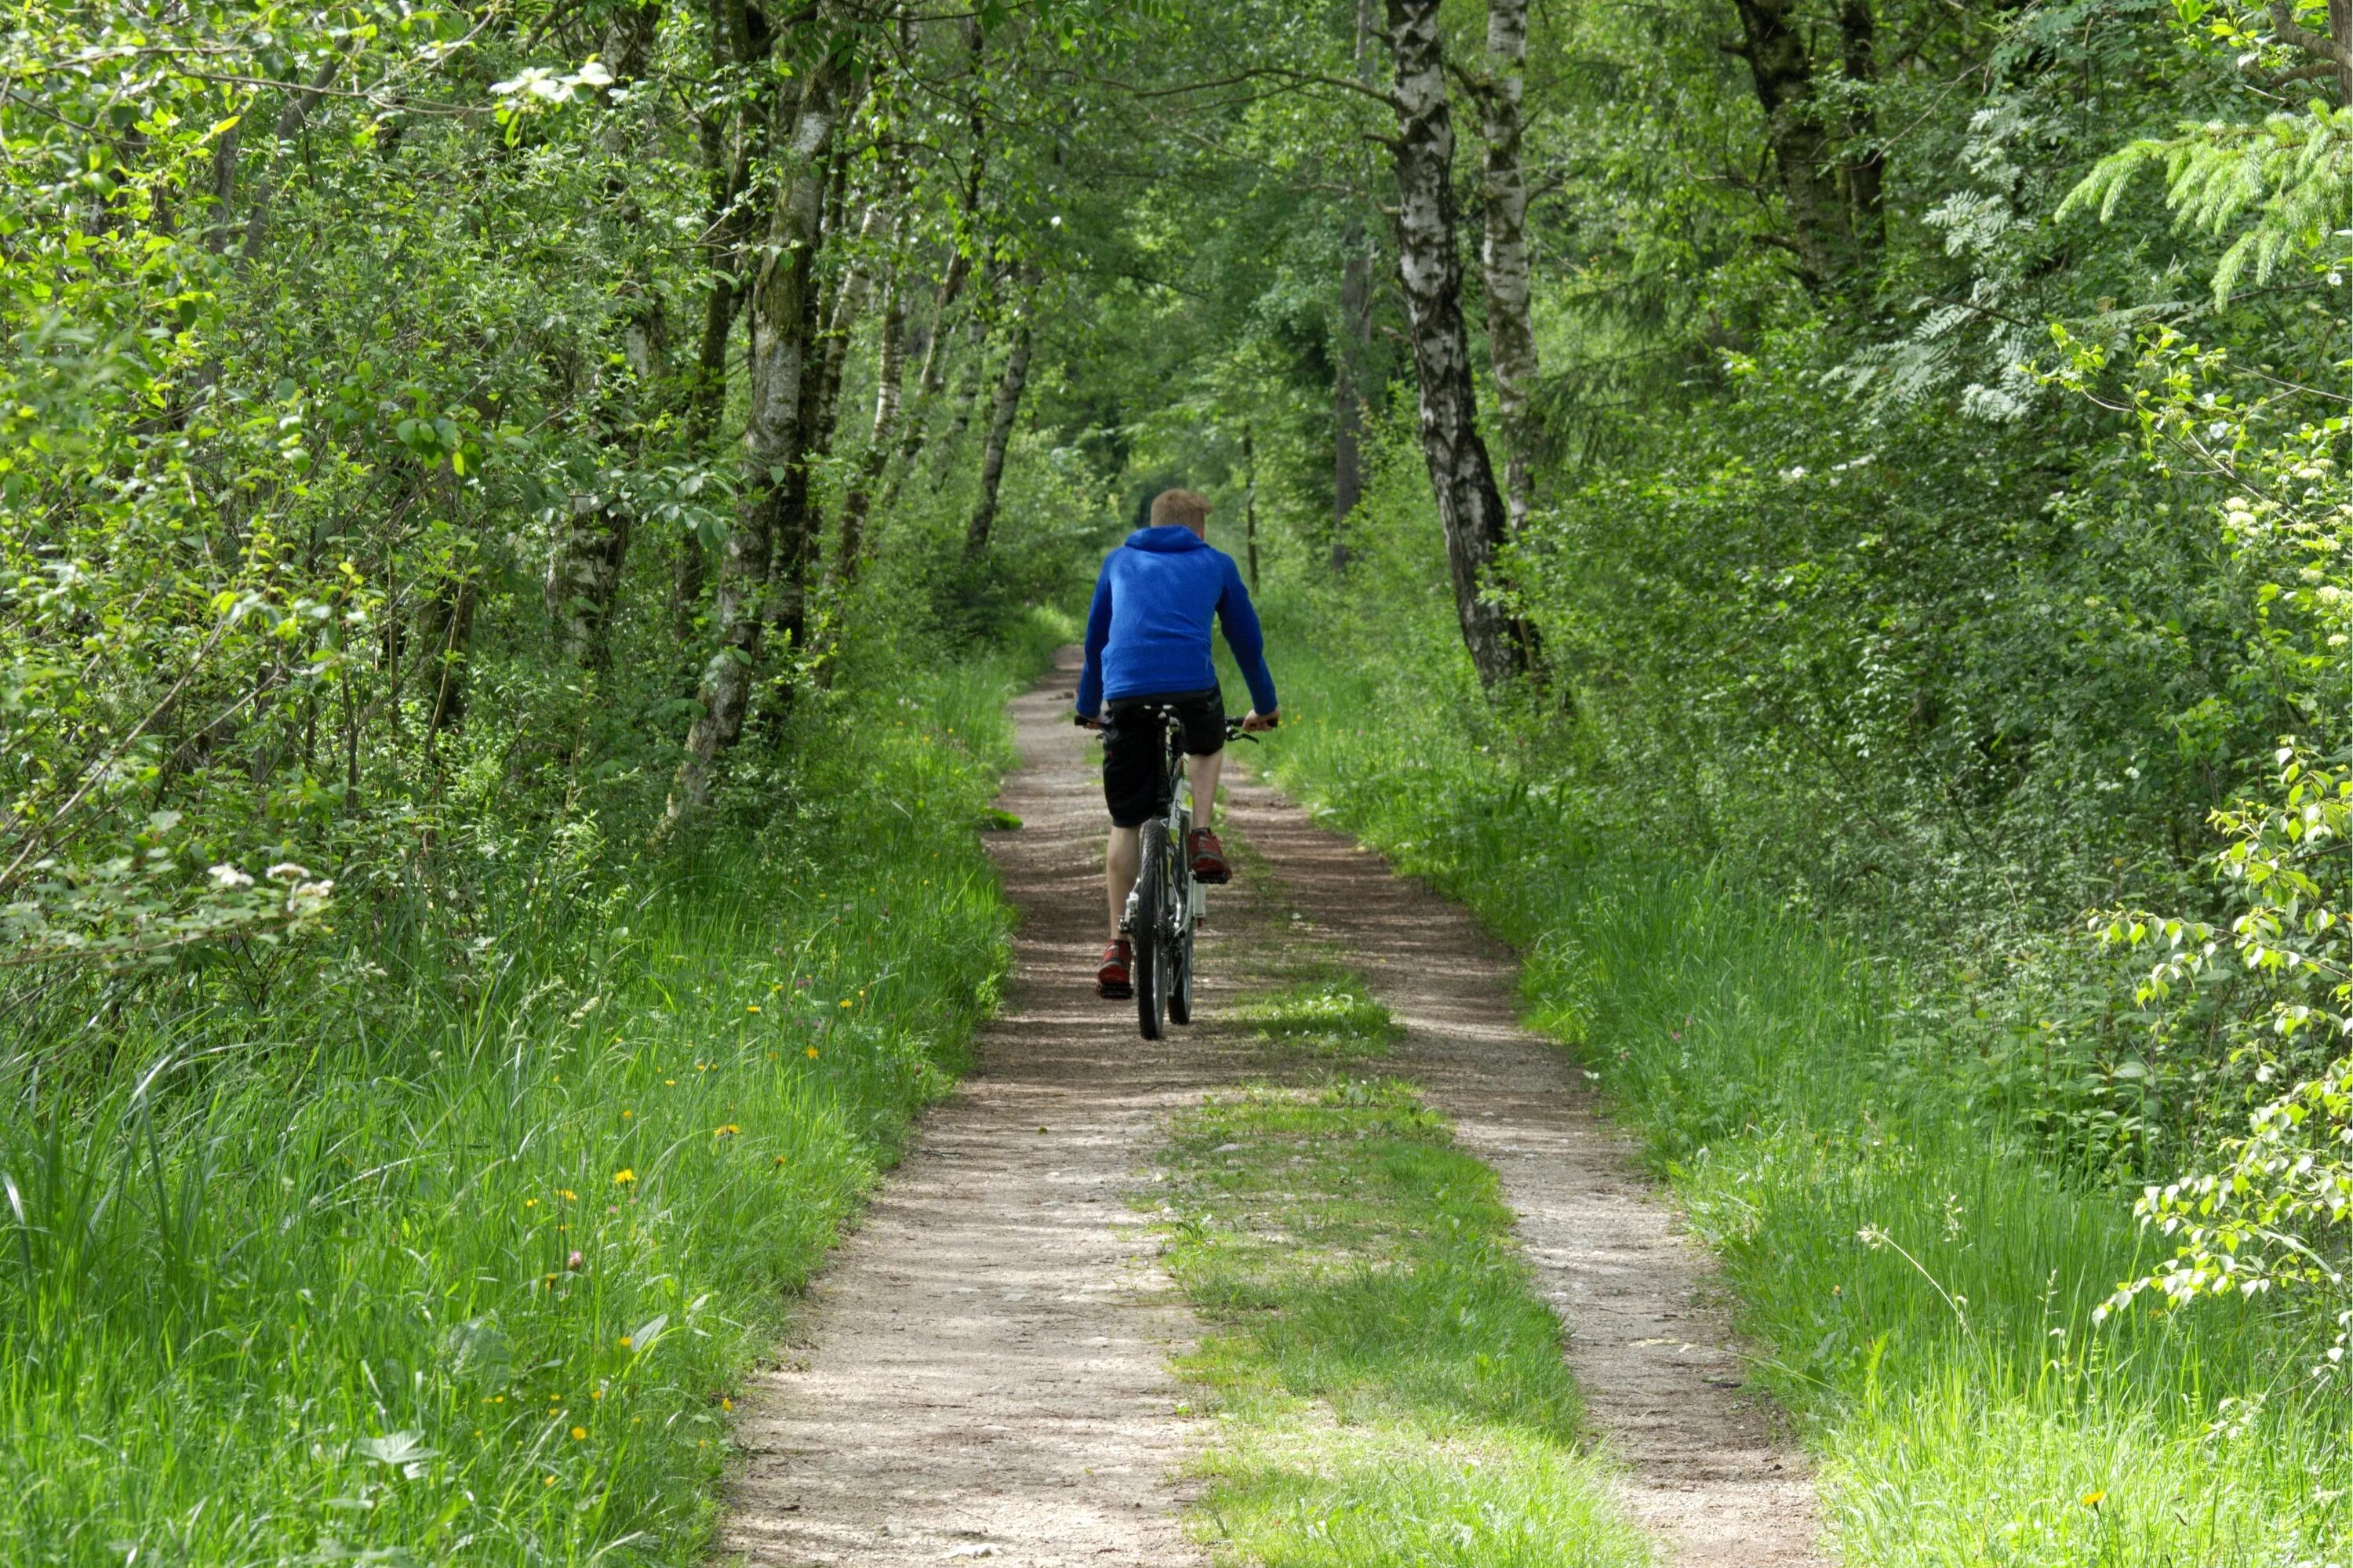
[1477,0,1539,536]
[668,43,848,820]
[962,270,1039,556]
[1384,0,1530,686]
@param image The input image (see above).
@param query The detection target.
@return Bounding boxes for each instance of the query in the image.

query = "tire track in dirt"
[718,648,1825,1567]
[1220,762,1828,1567]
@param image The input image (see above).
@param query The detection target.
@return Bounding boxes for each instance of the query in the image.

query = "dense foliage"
[3,0,2347,1557]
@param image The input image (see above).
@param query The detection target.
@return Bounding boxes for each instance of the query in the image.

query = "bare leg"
[1105,824,1140,938]
[1184,749,1223,828]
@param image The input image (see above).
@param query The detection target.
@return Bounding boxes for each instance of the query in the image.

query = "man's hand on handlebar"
[1240,709,1278,733]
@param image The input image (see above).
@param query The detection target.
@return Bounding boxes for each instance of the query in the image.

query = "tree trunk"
[1383,0,1531,686]
[545,494,634,669]
[1838,0,1884,259]
[675,123,756,649]
[886,18,989,501]
[420,574,476,759]
[929,277,997,485]
[548,1,667,672]
[962,271,1039,557]
[1477,0,1539,536]
[239,51,345,263]
[1728,0,1842,289]
[1332,0,1377,572]
[667,49,848,820]
[831,222,906,585]
[1242,423,1261,592]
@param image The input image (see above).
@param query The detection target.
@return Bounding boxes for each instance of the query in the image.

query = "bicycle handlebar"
[1070,706,1279,739]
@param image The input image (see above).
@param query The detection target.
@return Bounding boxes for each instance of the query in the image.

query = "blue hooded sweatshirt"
[1075,526,1278,719]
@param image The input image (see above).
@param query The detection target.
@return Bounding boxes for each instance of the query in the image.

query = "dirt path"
[719,649,1824,1567]
[1222,773,1827,1566]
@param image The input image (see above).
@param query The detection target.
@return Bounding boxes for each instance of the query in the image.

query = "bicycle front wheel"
[1134,818,1169,1040]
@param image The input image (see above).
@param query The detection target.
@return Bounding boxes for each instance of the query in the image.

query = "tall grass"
[1246,587,2348,1568]
[0,613,1066,1566]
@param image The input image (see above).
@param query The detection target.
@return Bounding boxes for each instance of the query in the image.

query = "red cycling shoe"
[1096,937,1133,999]
[1189,828,1231,884]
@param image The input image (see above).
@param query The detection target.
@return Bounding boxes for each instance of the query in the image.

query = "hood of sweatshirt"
[1123,525,1209,554]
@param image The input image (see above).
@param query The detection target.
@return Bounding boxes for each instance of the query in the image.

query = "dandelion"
[746,1004,760,1013]
[664,1078,676,1086]
[622,1109,633,1119]
[714,1123,739,1137]
[591,1388,604,1400]
[571,1427,587,1441]
[542,1272,560,1289]
[613,1168,636,1186]
[558,1189,579,1202]
[839,999,853,1009]
[618,1335,633,1350]
[805,1046,820,1059]
[2081,1490,2107,1508]
[544,1475,557,1487]
[721,1396,733,1411]
[773,1155,787,1166]
[525,1198,539,1208]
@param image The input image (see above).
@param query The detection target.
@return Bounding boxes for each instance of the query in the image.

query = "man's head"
[1149,488,1212,537]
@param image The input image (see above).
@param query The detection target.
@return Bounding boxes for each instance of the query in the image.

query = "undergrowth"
[0,613,1066,1566]
[1247,596,2349,1568]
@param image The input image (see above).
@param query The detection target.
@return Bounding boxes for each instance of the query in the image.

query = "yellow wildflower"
[570,1427,587,1442]
[613,1168,636,1186]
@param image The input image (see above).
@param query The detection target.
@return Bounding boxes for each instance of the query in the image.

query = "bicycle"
[1085,705,1268,1040]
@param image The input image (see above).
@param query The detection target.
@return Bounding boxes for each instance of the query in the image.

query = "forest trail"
[718,648,1825,1567]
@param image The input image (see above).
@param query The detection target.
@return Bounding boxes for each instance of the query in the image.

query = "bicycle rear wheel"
[1134,818,1169,1039]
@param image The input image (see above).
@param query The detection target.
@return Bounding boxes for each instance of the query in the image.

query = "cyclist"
[1075,488,1278,999]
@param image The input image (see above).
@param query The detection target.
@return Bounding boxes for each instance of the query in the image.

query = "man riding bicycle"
[1076,488,1278,999]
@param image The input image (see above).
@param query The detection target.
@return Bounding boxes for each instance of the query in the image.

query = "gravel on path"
[718,647,1827,1567]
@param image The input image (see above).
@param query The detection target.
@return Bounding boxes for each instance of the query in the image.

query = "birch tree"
[1382,0,1531,685]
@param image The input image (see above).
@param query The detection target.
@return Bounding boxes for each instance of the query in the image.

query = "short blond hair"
[1150,488,1211,531]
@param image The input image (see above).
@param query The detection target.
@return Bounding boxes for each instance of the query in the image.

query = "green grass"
[0,614,1067,1566]
[1249,587,2350,1568]
[1149,977,1647,1568]
[1228,971,1399,1053]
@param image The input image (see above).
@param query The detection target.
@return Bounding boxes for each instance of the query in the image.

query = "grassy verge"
[1149,979,1646,1568]
[0,613,1067,1565]
[1247,593,2348,1568]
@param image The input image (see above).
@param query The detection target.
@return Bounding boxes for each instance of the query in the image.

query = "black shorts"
[1101,686,1224,828]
